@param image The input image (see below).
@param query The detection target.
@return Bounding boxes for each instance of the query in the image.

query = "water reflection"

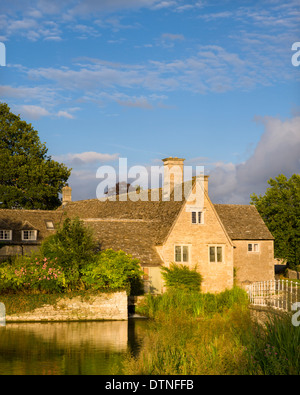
[0,319,148,375]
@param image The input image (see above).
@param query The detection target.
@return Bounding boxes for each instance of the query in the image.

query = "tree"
[0,103,71,209]
[41,217,97,288]
[250,174,300,270]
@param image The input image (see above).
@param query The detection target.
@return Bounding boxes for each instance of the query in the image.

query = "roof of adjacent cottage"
[214,204,274,240]
[0,189,274,263]
[57,189,184,265]
[0,209,63,243]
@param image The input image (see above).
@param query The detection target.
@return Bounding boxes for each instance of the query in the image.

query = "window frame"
[21,230,37,241]
[174,244,190,263]
[191,210,204,225]
[0,230,12,241]
[208,245,224,263]
[248,243,260,253]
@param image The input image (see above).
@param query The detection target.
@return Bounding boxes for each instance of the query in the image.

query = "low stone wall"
[249,305,288,326]
[286,269,300,280]
[5,291,128,322]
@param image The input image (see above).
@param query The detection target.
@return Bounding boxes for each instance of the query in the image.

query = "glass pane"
[191,212,196,224]
[182,246,189,262]
[248,244,252,252]
[217,247,222,262]
[175,246,182,262]
[198,212,202,224]
[209,247,215,262]
[254,244,259,252]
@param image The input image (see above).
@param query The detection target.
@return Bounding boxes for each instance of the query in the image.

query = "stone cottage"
[0,157,275,293]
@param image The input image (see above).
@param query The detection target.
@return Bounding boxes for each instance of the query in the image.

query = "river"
[0,318,149,375]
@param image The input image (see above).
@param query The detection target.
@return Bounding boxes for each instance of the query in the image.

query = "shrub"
[81,249,144,295]
[161,263,202,292]
[0,254,66,294]
[41,217,97,288]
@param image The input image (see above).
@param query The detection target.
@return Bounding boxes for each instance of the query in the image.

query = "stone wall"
[4,291,128,322]
[286,269,300,280]
[157,190,234,293]
[233,240,274,286]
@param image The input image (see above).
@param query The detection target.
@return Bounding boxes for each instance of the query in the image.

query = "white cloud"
[16,104,51,119]
[55,151,120,166]
[208,116,300,204]
[56,110,75,119]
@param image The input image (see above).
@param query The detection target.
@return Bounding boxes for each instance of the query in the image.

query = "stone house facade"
[0,157,275,293]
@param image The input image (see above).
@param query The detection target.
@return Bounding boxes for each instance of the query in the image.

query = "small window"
[174,245,190,263]
[248,243,259,252]
[45,221,54,229]
[0,230,12,241]
[22,230,37,241]
[209,246,223,263]
[191,211,203,224]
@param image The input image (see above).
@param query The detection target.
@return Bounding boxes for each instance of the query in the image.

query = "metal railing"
[247,279,300,312]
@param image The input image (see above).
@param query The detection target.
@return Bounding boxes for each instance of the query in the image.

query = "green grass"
[122,288,300,375]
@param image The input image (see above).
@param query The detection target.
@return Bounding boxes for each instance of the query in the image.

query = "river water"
[0,318,149,375]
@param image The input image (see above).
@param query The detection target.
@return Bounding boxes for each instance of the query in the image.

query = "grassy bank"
[121,288,300,375]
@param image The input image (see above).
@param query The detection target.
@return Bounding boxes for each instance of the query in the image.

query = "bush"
[81,249,144,295]
[161,263,202,292]
[0,254,66,294]
[41,217,97,288]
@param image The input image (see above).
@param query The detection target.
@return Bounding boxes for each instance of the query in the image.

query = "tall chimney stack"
[62,185,72,205]
[162,157,185,196]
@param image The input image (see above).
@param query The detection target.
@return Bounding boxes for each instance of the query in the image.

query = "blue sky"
[1,0,300,203]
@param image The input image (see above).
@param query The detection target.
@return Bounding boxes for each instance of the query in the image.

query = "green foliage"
[161,263,202,292]
[0,218,144,295]
[250,174,300,269]
[123,288,252,375]
[41,217,97,288]
[137,286,248,319]
[0,102,71,209]
[244,313,300,375]
[0,253,66,294]
[81,249,144,295]
[125,289,299,375]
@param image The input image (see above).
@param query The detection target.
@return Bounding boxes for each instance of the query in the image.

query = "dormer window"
[191,211,204,224]
[22,230,37,241]
[0,230,12,241]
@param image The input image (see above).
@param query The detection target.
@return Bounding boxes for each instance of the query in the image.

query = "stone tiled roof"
[0,209,63,244]
[0,191,274,264]
[214,204,274,240]
[57,190,185,265]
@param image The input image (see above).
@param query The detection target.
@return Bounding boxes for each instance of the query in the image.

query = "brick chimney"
[62,185,72,205]
[162,157,185,195]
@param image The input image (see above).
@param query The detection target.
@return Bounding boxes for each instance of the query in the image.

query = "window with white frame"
[191,211,204,224]
[248,243,259,252]
[174,245,190,263]
[22,230,37,241]
[209,245,223,263]
[0,230,12,241]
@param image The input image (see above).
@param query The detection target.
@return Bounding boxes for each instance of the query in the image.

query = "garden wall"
[4,291,128,322]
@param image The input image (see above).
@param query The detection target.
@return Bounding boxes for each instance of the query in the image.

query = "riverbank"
[1,291,128,322]
[121,288,300,375]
